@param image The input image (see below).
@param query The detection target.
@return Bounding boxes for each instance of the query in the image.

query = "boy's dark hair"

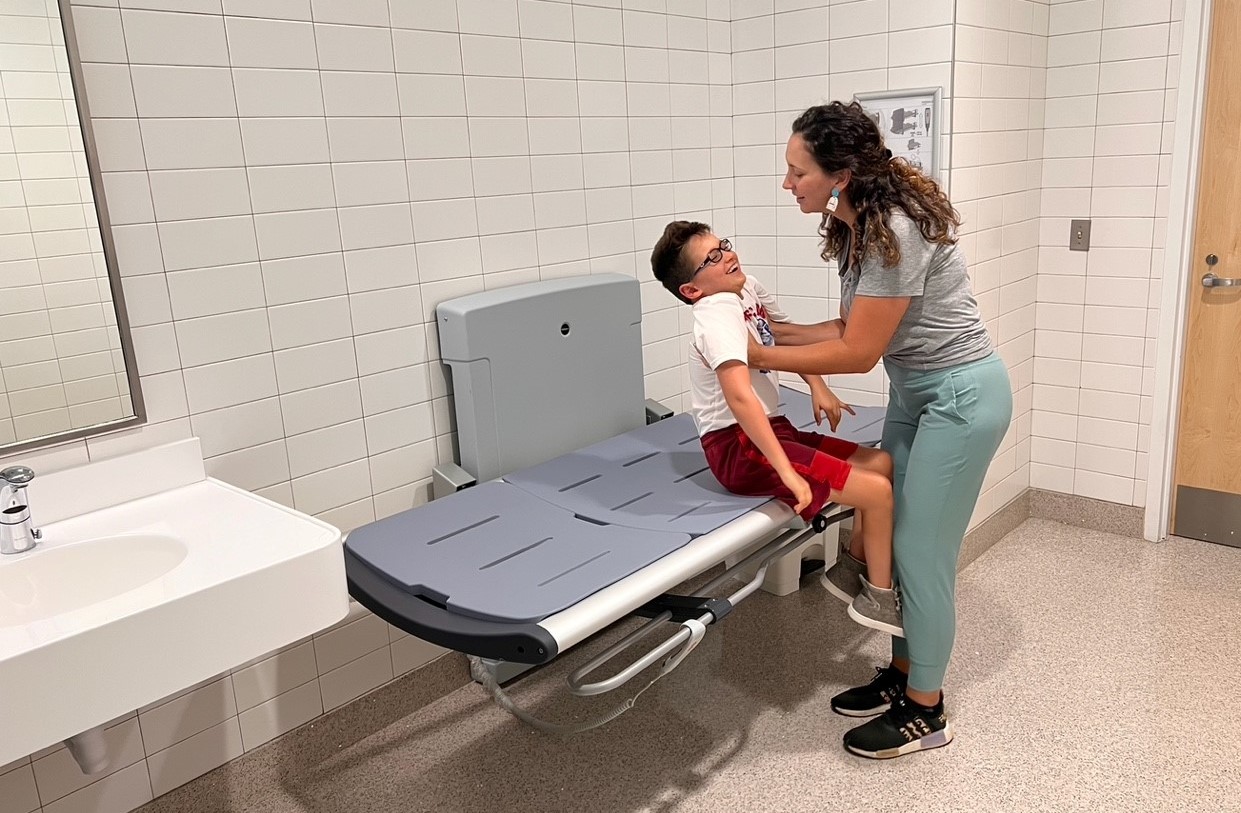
[650,220,710,304]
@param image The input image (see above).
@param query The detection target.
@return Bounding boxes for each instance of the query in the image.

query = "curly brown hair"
[791,101,960,268]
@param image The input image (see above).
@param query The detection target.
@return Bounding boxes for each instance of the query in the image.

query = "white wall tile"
[325,117,403,163]
[68,7,127,62]
[0,763,40,813]
[261,252,347,305]
[391,0,454,30]
[1101,23,1170,62]
[221,0,311,20]
[401,117,471,159]
[318,647,393,711]
[165,264,264,320]
[225,17,317,69]
[190,397,284,457]
[240,118,330,165]
[322,71,400,117]
[149,168,252,222]
[40,762,152,813]
[181,353,277,412]
[314,23,394,72]
[279,379,362,435]
[138,677,237,754]
[145,720,243,798]
[1098,57,1166,93]
[253,209,341,259]
[31,720,145,806]
[140,119,244,170]
[233,69,324,117]
[236,679,322,751]
[121,9,229,67]
[575,5,623,45]
[1048,0,1103,35]
[174,309,271,367]
[1101,0,1172,29]
[286,419,367,477]
[247,164,336,214]
[129,65,236,118]
[392,29,461,74]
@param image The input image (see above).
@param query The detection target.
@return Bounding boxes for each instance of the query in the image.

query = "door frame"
[1146,0,1215,541]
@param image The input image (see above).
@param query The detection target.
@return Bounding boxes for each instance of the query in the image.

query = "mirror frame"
[2,1,147,455]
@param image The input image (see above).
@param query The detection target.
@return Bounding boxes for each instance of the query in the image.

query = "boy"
[650,221,901,636]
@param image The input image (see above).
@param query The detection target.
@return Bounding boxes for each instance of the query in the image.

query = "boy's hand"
[812,386,855,432]
[779,469,814,515]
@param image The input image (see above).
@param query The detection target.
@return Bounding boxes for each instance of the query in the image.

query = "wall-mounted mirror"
[0,0,144,454]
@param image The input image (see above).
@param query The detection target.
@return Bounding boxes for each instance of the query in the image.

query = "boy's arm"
[716,361,812,513]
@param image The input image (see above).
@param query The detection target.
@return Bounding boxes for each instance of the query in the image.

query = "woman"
[749,101,1013,760]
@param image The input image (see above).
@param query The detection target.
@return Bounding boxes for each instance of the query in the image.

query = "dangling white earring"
[826,187,840,215]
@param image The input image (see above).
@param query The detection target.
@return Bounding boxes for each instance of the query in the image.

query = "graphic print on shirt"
[744,303,776,347]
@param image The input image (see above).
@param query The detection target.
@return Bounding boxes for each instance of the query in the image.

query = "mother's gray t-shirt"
[839,211,993,371]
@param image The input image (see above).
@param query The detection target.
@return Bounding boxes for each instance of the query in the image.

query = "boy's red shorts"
[700,415,859,522]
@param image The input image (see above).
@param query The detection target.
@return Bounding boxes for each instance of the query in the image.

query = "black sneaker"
[842,695,954,759]
[830,665,907,717]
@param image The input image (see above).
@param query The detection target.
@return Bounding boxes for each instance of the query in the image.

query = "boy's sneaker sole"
[846,602,906,637]
[820,570,857,604]
[844,722,954,759]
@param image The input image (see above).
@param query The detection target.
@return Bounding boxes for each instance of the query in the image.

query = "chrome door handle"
[1201,273,1241,288]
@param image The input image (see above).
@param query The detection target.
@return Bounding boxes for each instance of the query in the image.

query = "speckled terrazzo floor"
[142,519,1241,813]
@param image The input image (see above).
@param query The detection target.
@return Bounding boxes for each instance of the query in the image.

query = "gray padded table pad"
[504,387,887,537]
[779,387,887,440]
[346,387,887,624]
[345,480,691,624]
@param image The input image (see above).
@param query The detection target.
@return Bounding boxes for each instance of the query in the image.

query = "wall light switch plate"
[1069,219,1091,251]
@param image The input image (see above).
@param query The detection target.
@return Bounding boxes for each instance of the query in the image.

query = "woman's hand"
[811,383,855,432]
[746,335,765,369]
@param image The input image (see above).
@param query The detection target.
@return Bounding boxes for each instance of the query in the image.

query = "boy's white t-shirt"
[688,277,788,436]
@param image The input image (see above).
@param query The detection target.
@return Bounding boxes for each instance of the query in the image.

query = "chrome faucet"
[1,465,41,555]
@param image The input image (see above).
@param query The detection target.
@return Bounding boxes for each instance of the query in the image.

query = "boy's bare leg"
[829,468,893,588]
[843,447,893,564]
[849,508,866,562]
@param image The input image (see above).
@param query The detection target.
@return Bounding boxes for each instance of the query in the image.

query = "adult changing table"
[344,274,884,696]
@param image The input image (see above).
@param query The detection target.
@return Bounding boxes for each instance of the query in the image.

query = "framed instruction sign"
[853,87,944,185]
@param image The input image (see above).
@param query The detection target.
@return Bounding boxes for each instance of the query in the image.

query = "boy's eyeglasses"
[692,238,733,276]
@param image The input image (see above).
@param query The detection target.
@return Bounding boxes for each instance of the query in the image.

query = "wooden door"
[1172,0,1241,545]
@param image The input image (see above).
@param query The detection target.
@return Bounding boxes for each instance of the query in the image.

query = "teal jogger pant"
[883,353,1012,693]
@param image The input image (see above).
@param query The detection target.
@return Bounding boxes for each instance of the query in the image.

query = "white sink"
[0,534,186,627]
[0,439,348,766]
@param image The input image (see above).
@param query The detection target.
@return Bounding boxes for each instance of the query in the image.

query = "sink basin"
[0,438,347,766]
[0,534,187,627]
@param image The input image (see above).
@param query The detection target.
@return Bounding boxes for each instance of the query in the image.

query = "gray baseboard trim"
[960,487,1145,571]
[1028,488,1144,539]
[959,490,1031,571]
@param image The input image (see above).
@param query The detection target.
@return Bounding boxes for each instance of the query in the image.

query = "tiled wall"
[950,0,1047,522]
[727,0,1040,529]
[0,0,1199,810]
[0,0,130,446]
[1031,0,1184,507]
[729,0,959,411]
[0,0,732,810]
